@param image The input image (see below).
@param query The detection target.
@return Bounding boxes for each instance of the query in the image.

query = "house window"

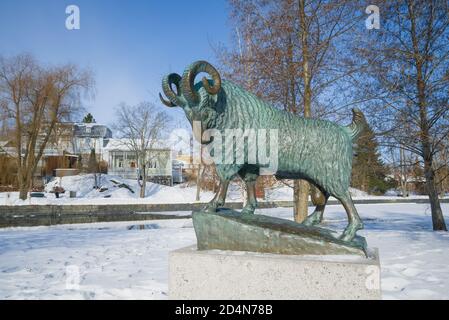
[114,154,124,168]
[149,160,157,168]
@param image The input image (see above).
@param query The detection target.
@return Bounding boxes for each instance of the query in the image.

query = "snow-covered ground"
[0,174,435,206]
[0,174,214,206]
[0,203,448,300]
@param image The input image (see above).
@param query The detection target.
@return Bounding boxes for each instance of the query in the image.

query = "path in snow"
[0,203,448,299]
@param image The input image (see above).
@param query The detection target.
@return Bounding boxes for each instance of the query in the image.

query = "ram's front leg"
[203,179,230,213]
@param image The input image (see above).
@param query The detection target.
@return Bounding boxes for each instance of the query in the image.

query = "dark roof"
[73,124,112,139]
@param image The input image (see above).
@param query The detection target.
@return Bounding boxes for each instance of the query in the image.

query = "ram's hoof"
[202,204,218,213]
[303,213,322,226]
[241,208,255,215]
[339,222,364,242]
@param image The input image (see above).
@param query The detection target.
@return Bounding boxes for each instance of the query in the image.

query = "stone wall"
[0,198,446,228]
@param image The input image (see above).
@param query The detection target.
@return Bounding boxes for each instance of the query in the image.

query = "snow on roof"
[103,138,170,151]
[0,140,17,156]
[76,122,99,127]
[73,123,112,138]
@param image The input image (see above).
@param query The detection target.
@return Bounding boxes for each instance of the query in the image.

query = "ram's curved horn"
[181,60,221,105]
[160,73,184,107]
[159,93,175,107]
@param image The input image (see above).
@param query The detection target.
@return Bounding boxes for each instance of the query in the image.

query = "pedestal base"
[169,245,381,300]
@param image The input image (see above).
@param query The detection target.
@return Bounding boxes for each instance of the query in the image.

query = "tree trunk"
[400,147,408,197]
[140,165,146,198]
[195,164,202,202]
[438,149,448,198]
[424,159,447,231]
[18,183,28,200]
[293,0,311,223]
[18,170,31,200]
[407,1,447,231]
[294,179,309,222]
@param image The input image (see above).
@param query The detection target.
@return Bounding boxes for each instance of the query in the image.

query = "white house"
[103,138,173,186]
[5,122,176,186]
[72,123,112,155]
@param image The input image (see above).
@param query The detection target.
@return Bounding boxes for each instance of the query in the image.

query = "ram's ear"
[198,91,218,111]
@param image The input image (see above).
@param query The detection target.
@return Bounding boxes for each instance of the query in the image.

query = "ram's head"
[159,61,221,143]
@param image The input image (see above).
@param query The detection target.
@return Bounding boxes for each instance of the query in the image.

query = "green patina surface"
[161,60,369,246]
[193,209,367,257]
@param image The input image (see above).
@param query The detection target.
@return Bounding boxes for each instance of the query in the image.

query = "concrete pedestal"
[169,245,381,300]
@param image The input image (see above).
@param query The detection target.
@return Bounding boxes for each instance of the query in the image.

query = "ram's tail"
[344,108,366,141]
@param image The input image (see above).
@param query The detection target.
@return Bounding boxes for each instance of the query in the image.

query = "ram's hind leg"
[303,189,329,226]
[335,191,364,242]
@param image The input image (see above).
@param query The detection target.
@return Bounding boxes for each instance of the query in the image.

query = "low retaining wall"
[0,198,447,228]
[0,202,243,227]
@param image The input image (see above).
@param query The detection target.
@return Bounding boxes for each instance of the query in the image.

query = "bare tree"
[113,102,171,198]
[357,0,449,230]
[0,54,93,199]
[216,0,364,222]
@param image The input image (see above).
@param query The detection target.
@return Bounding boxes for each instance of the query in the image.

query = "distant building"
[0,140,18,190]
[103,138,173,186]
[1,122,178,188]
[0,140,16,157]
[72,123,112,155]
[172,159,184,184]
[38,122,112,182]
[175,153,198,178]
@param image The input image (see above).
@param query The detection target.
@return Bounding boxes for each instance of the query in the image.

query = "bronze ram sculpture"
[160,60,367,242]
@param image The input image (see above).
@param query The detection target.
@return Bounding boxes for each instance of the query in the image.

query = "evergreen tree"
[351,125,390,195]
[83,113,95,123]
[88,148,99,188]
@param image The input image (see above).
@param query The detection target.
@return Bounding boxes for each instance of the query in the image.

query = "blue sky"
[0,0,231,126]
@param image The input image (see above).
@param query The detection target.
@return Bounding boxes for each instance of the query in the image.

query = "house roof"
[0,140,14,148]
[0,140,17,156]
[103,138,171,151]
[73,123,112,139]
